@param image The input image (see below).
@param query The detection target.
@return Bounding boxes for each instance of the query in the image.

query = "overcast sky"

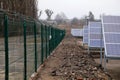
[38,0,120,19]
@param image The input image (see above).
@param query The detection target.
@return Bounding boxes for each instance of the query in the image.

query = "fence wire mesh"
[0,10,65,80]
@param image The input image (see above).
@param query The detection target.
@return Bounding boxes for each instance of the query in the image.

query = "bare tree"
[0,0,38,18]
[0,0,38,37]
[45,9,53,20]
[55,12,68,24]
[71,17,79,25]
[38,10,42,18]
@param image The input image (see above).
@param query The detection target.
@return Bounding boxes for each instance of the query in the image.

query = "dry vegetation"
[0,0,37,18]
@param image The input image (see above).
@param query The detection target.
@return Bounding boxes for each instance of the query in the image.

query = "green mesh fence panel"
[36,22,41,68]
[7,13,24,80]
[0,11,5,80]
[0,10,65,80]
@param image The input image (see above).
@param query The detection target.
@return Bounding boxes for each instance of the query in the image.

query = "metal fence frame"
[0,10,65,80]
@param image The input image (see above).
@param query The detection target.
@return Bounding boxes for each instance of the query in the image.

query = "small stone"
[51,70,56,76]
[93,67,97,71]
[71,72,75,76]
[64,72,67,75]
[76,76,83,80]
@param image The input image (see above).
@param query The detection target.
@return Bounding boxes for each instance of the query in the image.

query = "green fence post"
[46,26,48,58]
[51,27,53,52]
[49,26,51,55]
[4,13,9,80]
[55,29,57,47]
[41,24,44,64]
[50,27,52,52]
[55,29,56,47]
[51,28,54,51]
[45,25,47,58]
[51,27,52,53]
[34,21,37,72]
[53,28,56,49]
[48,26,50,55]
[23,19,27,80]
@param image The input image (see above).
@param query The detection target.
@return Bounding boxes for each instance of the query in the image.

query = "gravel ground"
[95,59,120,80]
[34,34,112,80]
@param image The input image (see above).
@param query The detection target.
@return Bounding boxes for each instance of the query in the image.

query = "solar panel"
[84,34,88,38]
[89,22,101,28]
[88,21,104,48]
[102,15,120,58]
[84,29,88,33]
[90,28,102,34]
[89,40,104,47]
[106,44,120,56]
[88,21,104,65]
[90,34,102,39]
[71,29,83,37]
[104,24,120,32]
[83,26,88,44]
[102,16,120,23]
[105,34,120,43]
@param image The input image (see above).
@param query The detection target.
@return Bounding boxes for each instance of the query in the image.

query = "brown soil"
[34,34,112,80]
[95,59,120,80]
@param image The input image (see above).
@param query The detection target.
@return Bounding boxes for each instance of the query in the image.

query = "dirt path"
[95,59,120,80]
[34,34,112,80]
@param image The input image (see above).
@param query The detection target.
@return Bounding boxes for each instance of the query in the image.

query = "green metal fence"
[0,10,65,80]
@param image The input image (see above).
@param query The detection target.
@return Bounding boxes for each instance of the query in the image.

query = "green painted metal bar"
[48,26,50,56]
[52,28,54,51]
[53,28,56,49]
[41,24,44,64]
[46,26,48,58]
[50,27,52,52]
[47,26,49,57]
[54,29,56,47]
[23,19,27,80]
[52,28,54,50]
[49,26,51,54]
[45,25,47,58]
[1,10,66,80]
[43,26,45,60]
[55,29,57,47]
[34,21,37,72]
[51,27,53,52]
[4,13,9,80]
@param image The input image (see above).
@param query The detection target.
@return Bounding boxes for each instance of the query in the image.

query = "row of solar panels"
[83,15,120,60]
[71,29,83,37]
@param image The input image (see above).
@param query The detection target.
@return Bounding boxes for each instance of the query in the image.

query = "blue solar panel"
[106,44,120,57]
[89,22,101,28]
[84,34,88,38]
[105,34,120,43]
[90,34,102,39]
[104,24,120,32]
[103,16,120,23]
[88,21,103,48]
[90,28,102,34]
[71,29,83,37]
[89,40,104,47]
[84,38,88,44]
[84,29,88,33]
[83,26,88,44]
[102,15,120,58]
